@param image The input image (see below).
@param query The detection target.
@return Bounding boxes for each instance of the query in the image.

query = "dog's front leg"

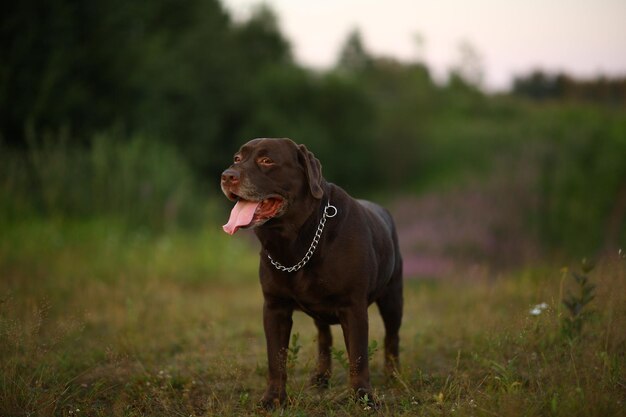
[260,297,294,409]
[339,304,374,402]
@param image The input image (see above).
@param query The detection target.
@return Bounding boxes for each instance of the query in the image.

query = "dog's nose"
[221,168,240,186]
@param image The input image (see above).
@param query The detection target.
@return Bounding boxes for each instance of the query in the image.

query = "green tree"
[336,29,371,73]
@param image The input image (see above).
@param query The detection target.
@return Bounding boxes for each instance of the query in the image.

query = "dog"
[220,138,403,408]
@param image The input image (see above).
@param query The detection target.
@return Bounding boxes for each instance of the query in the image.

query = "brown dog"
[220,138,403,408]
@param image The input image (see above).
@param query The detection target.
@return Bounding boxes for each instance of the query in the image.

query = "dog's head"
[220,138,324,235]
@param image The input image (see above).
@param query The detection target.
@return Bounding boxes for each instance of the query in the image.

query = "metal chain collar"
[266,202,338,273]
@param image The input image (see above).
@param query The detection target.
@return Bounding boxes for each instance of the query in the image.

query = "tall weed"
[561,259,597,341]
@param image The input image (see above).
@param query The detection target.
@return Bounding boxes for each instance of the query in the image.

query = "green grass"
[1,218,625,416]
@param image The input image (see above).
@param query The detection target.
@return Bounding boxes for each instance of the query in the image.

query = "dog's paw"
[354,388,380,410]
[258,390,286,410]
[309,373,330,389]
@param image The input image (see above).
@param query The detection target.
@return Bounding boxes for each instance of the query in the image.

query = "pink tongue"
[223,200,261,235]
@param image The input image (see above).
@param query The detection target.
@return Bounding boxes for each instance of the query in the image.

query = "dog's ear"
[298,144,324,199]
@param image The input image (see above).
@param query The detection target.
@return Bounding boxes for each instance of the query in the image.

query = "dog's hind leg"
[376,273,403,374]
[310,319,332,388]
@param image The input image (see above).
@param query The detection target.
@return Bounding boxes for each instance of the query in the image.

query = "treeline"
[2,0,624,187]
[513,71,626,106]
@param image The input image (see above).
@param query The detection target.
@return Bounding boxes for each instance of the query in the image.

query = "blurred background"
[2,0,626,277]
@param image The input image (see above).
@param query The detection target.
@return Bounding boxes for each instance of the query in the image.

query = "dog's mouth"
[223,195,285,235]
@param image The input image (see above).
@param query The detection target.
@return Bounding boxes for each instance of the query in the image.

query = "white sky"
[221,0,626,91]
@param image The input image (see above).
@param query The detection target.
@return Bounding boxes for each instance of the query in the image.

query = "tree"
[336,29,371,73]
[449,40,484,89]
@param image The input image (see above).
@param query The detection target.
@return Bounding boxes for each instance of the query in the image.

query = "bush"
[0,133,204,230]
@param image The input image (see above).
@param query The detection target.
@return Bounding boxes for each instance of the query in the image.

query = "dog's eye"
[233,155,242,164]
[258,157,274,166]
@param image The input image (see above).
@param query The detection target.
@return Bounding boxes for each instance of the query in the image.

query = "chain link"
[267,202,337,273]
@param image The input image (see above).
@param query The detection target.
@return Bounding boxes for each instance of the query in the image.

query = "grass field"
[1,217,625,416]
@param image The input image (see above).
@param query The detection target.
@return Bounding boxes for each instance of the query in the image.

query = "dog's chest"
[280,271,350,315]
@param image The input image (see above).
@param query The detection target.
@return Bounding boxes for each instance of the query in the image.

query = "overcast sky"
[221,0,626,91]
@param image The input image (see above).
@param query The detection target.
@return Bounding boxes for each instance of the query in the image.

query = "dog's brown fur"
[221,138,403,408]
